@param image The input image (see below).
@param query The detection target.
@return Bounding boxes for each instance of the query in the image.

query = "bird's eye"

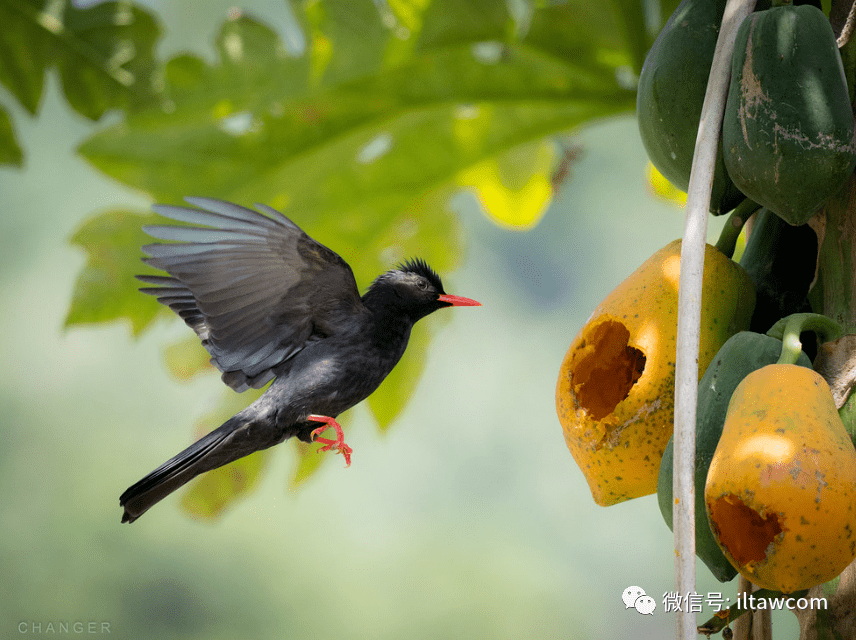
[417,278,429,290]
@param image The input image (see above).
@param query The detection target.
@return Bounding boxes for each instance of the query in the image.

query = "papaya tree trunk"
[733,577,772,640]
[796,561,856,639]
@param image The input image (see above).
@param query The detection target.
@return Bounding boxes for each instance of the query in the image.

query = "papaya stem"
[715,198,759,258]
[777,316,805,365]
[673,3,758,638]
[767,313,845,364]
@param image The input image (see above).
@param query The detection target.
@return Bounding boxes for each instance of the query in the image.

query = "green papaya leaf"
[301,0,388,86]
[65,210,164,335]
[0,0,160,119]
[414,0,509,50]
[524,0,632,76]
[66,0,643,500]
[0,0,52,114]
[0,105,22,166]
[74,4,635,333]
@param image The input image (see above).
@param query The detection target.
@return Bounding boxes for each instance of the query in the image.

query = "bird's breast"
[270,329,410,424]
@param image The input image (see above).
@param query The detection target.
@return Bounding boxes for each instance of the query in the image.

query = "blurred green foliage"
[65,209,157,334]
[0,0,160,118]
[0,0,657,517]
[0,105,21,165]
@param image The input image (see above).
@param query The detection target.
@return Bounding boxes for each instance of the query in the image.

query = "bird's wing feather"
[139,197,363,391]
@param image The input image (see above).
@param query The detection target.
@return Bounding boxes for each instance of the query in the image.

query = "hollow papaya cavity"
[709,494,783,566]
[569,319,646,421]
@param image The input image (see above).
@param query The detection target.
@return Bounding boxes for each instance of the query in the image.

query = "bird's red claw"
[312,435,353,467]
[308,415,353,467]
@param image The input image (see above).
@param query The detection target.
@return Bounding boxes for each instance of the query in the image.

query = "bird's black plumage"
[119,198,479,523]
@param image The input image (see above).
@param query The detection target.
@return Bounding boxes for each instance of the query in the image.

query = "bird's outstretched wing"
[139,197,363,391]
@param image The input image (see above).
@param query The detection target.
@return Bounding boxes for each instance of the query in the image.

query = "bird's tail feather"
[120,414,248,523]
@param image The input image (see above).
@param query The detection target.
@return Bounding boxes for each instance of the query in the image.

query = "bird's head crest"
[398,258,444,293]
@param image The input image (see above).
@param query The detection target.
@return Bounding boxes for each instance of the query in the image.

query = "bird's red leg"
[308,415,352,467]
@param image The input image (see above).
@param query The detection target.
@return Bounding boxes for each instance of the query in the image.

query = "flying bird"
[119,198,480,523]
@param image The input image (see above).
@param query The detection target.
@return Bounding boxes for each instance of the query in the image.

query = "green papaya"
[637,0,745,214]
[722,5,856,226]
[657,332,812,583]
[739,209,817,334]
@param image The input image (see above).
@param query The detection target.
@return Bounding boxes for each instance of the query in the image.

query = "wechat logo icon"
[622,586,656,615]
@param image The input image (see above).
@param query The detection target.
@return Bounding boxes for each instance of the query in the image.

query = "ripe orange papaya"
[658,332,813,583]
[556,240,755,506]
[705,364,856,592]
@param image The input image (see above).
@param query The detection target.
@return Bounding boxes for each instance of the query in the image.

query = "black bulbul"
[119,198,480,523]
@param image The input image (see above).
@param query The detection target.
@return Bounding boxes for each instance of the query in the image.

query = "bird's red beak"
[438,294,481,307]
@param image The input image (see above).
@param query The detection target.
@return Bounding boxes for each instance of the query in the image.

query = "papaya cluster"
[556,0,856,596]
[637,0,856,223]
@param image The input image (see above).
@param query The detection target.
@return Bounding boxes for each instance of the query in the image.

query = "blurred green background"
[0,1,801,639]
